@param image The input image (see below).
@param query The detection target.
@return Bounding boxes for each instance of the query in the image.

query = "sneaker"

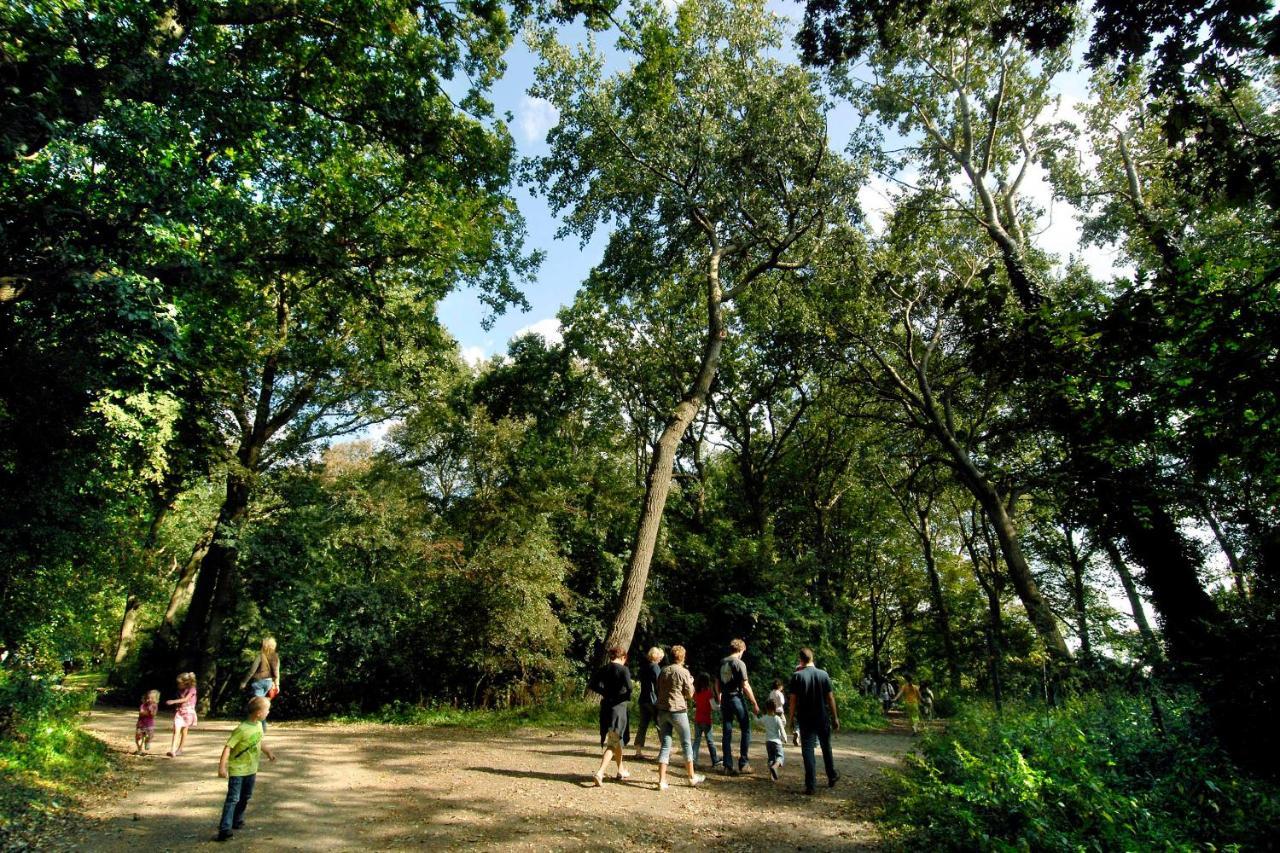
[726,765,740,776]
[216,830,234,842]
[616,769,631,781]
[828,772,839,788]
[769,761,779,781]
[593,770,604,787]
[739,763,754,775]
[659,781,669,791]
[689,774,705,787]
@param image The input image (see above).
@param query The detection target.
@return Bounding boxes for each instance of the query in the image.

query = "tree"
[529,0,863,658]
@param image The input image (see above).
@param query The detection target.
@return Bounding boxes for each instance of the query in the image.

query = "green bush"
[884,690,1280,851]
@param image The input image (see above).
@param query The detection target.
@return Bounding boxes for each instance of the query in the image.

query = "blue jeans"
[767,740,785,767]
[219,773,256,832]
[720,694,751,769]
[249,678,273,730]
[800,725,837,792]
[657,710,694,765]
[692,722,718,767]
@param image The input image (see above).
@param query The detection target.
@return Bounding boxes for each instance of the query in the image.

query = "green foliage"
[886,692,1280,851]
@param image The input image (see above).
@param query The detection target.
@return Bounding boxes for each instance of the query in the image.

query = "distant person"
[166,671,198,758]
[920,681,935,721]
[691,672,719,769]
[240,636,282,699]
[655,645,705,789]
[135,689,160,755]
[894,675,923,735]
[715,638,760,774]
[633,647,664,760]
[788,648,840,795]
[760,696,787,781]
[768,678,787,728]
[216,696,276,842]
[589,646,633,786]
[879,680,895,714]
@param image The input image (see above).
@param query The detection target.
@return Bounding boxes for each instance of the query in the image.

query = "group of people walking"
[589,638,841,795]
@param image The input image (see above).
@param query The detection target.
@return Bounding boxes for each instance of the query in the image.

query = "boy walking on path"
[216,696,276,842]
[715,638,760,774]
[787,648,840,795]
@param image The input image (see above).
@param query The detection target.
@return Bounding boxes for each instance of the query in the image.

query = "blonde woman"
[633,646,664,760]
[240,636,282,701]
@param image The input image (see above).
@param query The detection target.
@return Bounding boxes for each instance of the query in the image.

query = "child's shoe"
[689,774,705,787]
[616,769,631,781]
[658,781,669,791]
[593,770,604,787]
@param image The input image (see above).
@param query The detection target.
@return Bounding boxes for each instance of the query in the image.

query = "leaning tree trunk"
[1102,536,1157,655]
[1062,525,1093,661]
[918,508,962,691]
[600,253,727,660]
[111,496,173,666]
[158,524,217,639]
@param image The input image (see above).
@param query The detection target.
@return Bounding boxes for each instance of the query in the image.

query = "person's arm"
[273,656,282,689]
[743,679,759,715]
[218,744,231,778]
[261,740,275,762]
[622,668,633,703]
[827,688,840,732]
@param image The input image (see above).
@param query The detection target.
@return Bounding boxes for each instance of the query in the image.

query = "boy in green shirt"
[216,695,276,842]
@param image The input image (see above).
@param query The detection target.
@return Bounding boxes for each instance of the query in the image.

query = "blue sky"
[437,2,1114,364]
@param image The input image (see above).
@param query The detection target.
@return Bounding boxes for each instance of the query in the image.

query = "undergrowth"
[884,689,1280,851]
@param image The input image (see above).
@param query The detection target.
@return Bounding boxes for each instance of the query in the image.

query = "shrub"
[884,690,1280,851]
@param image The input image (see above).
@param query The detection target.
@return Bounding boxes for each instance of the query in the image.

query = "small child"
[135,690,160,754]
[760,696,786,780]
[769,679,787,725]
[216,695,275,842]
[166,671,198,757]
[692,672,719,770]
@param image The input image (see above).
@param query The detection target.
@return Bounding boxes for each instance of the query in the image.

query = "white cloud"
[517,96,560,145]
[511,317,563,346]
[460,344,489,367]
[857,174,898,236]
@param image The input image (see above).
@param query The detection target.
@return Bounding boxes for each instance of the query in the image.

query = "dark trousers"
[219,773,256,832]
[634,701,658,749]
[800,725,836,792]
[720,694,751,768]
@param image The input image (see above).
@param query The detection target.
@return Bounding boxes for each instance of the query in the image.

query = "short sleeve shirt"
[788,666,834,731]
[225,721,265,777]
[718,656,748,696]
[639,662,661,706]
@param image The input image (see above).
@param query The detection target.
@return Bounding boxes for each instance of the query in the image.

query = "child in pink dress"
[135,689,160,754]
[166,672,198,757]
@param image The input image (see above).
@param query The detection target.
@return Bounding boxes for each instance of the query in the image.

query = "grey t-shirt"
[718,655,748,696]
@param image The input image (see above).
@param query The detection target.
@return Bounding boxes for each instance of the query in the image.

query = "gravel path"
[67,707,909,851]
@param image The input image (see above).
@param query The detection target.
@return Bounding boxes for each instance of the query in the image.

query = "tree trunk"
[1102,536,1158,655]
[601,252,727,659]
[1062,525,1092,660]
[918,508,961,691]
[1203,504,1248,597]
[111,495,173,666]
[113,595,144,665]
[159,524,217,637]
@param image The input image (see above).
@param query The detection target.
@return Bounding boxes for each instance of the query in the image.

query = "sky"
[435,2,1127,367]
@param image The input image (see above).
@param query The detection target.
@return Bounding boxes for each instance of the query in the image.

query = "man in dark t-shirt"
[787,647,840,794]
[714,638,760,774]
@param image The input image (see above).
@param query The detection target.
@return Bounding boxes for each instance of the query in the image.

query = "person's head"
[764,696,777,714]
[145,689,160,703]
[177,671,196,689]
[261,635,277,656]
[647,647,664,664]
[608,645,627,663]
[670,645,686,664]
[772,678,784,690]
[247,695,271,721]
[798,647,815,666]
[903,672,915,685]
[695,672,711,692]
[728,638,746,656]
[921,680,930,689]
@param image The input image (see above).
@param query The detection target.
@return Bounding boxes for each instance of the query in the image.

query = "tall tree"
[529,0,863,657]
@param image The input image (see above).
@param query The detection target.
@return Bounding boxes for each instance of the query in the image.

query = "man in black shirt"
[715,638,760,774]
[787,647,840,794]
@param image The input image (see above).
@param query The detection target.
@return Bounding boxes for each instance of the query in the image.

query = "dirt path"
[66,707,910,851]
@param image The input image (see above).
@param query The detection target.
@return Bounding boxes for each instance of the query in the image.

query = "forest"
[2,0,1279,848]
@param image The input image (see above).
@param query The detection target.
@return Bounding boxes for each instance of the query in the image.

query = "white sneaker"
[690,774,706,787]
[616,769,631,780]
[659,781,669,791]
[593,770,604,787]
